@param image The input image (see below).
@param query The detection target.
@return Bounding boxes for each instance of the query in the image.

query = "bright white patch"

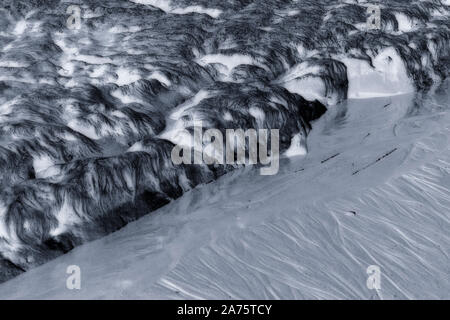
[37,165,61,179]
[54,37,79,76]
[278,62,329,103]
[67,120,101,140]
[99,122,125,137]
[149,71,171,86]
[63,132,77,141]
[111,89,145,105]
[130,0,172,12]
[150,89,211,148]
[13,20,27,35]
[82,9,104,19]
[39,78,55,85]
[280,62,322,82]
[50,198,80,237]
[248,107,265,123]
[198,54,254,71]
[109,25,137,33]
[284,133,307,157]
[169,90,211,120]
[341,47,414,99]
[127,141,145,152]
[33,155,55,177]
[111,110,128,119]
[282,77,326,102]
[394,13,419,32]
[296,46,318,59]
[0,75,35,84]
[130,0,221,18]
[89,65,108,78]
[123,170,135,190]
[0,98,19,116]
[223,112,233,121]
[111,110,139,134]
[64,79,78,88]
[270,96,288,108]
[0,203,9,239]
[115,67,141,86]
[171,6,222,18]
[196,54,267,80]
[23,221,32,232]
[0,61,28,68]
[159,120,194,150]
[2,44,13,52]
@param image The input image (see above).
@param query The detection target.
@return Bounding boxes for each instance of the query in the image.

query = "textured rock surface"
[0,0,448,283]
